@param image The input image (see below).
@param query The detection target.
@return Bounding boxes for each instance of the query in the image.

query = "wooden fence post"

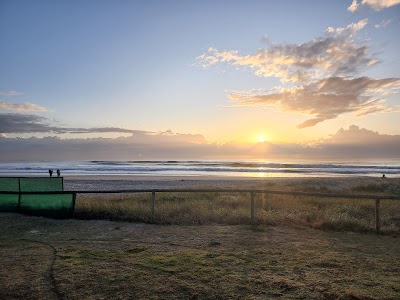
[17,177,21,212]
[375,199,380,234]
[251,191,255,225]
[72,192,77,218]
[151,191,155,219]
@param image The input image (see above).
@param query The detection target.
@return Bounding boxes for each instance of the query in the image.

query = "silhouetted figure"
[382,174,386,178]
[57,169,60,177]
[49,169,53,177]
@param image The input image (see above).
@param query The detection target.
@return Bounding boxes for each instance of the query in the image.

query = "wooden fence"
[4,189,400,234]
[76,189,400,234]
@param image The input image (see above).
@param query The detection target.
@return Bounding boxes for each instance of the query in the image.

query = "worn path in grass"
[1,213,399,300]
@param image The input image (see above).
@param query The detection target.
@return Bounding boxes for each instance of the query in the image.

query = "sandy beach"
[63,175,400,194]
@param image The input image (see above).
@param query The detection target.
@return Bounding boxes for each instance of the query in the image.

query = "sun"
[253,132,271,143]
[258,136,266,143]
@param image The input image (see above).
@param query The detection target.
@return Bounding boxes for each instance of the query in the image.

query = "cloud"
[325,18,368,36]
[196,19,400,127]
[313,125,400,158]
[196,19,373,83]
[0,131,210,161]
[154,129,206,143]
[66,127,146,134]
[0,113,149,134]
[348,0,359,12]
[326,125,392,144]
[0,114,53,133]
[1,125,399,160]
[374,19,391,28]
[348,0,400,12]
[0,101,47,112]
[0,91,24,97]
[228,77,400,128]
[0,113,208,148]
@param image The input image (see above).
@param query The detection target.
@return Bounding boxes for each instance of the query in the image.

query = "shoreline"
[62,173,392,181]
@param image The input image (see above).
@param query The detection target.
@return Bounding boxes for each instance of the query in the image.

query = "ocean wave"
[1,160,399,177]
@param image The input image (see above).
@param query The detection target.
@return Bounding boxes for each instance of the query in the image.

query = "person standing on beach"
[49,169,53,177]
[57,169,60,177]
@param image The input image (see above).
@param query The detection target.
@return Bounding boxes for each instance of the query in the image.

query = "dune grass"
[74,181,400,235]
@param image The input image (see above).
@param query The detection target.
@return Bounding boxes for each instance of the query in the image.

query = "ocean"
[0,160,399,178]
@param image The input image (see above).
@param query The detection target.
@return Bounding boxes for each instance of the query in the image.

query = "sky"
[1,0,400,160]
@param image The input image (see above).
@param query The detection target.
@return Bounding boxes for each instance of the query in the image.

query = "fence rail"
[3,189,400,234]
[3,189,400,200]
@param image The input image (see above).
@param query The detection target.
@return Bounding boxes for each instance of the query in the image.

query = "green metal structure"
[0,177,75,218]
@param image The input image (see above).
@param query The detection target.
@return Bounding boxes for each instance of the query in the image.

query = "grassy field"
[1,213,400,300]
[74,179,400,235]
[1,178,399,299]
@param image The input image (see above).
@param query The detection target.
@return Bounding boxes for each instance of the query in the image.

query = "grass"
[73,181,400,235]
[2,178,399,299]
[1,213,399,299]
